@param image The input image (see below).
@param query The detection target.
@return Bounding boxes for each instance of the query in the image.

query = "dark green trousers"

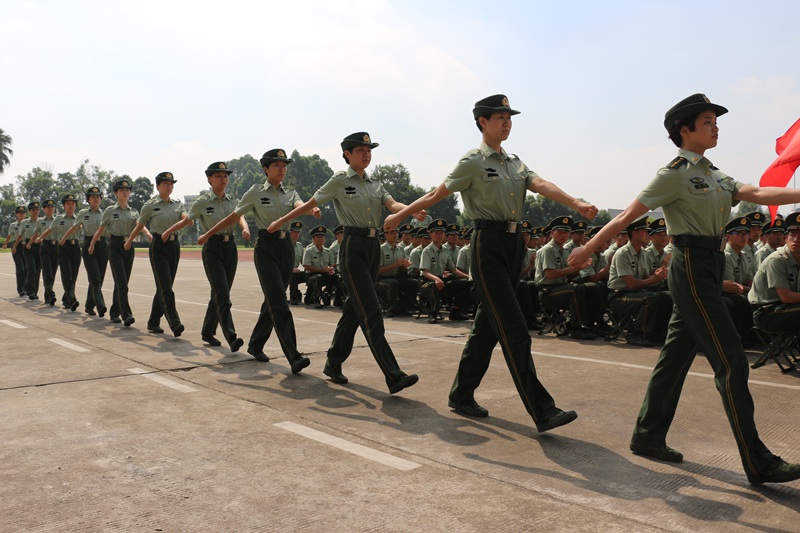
[376,275,419,313]
[40,240,59,303]
[23,242,42,297]
[83,237,108,313]
[326,233,405,385]
[609,290,673,338]
[753,302,800,332]
[249,234,302,362]
[58,241,82,306]
[12,246,26,295]
[201,237,238,344]
[108,236,134,321]
[539,281,605,328]
[632,246,776,476]
[449,228,556,423]
[148,236,181,330]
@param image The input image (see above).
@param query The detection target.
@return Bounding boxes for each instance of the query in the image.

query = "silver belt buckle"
[507,221,518,233]
[368,228,377,237]
[222,235,230,242]
[279,230,287,239]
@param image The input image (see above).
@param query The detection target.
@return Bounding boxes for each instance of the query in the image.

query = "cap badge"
[501,97,509,106]
[277,150,285,158]
[363,134,371,143]
[702,95,710,103]
[741,218,747,224]
[165,173,173,179]
[219,163,226,169]
[122,181,129,187]
[562,218,569,224]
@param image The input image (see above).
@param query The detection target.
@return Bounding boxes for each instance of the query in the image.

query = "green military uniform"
[139,172,185,334]
[315,132,416,392]
[289,221,307,305]
[7,207,27,296]
[754,219,784,267]
[303,226,338,306]
[76,187,108,316]
[515,221,542,330]
[721,217,756,342]
[49,195,82,310]
[189,163,241,348]
[37,201,59,306]
[376,237,418,315]
[563,219,587,254]
[238,149,307,370]
[19,202,42,299]
[630,93,781,480]
[445,95,575,428]
[101,180,139,325]
[419,219,471,322]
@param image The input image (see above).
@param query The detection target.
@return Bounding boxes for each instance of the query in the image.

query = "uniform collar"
[264,180,286,193]
[114,202,132,210]
[782,244,800,267]
[478,141,508,160]
[347,166,373,182]
[678,149,712,169]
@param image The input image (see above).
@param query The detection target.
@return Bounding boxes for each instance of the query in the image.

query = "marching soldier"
[14,201,42,300]
[3,205,28,296]
[37,194,82,311]
[37,199,59,306]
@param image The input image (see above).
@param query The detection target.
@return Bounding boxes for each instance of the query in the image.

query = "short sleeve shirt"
[724,244,753,284]
[138,196,185,234]
[443,142,536,222]
[313,167,392,228]
[188,191,239,234]
[420,242,455,277]
[7,220,21,240]
[380,242,405,277]
[47,214,78,240]
[409,246,424,271]
[35,217,54,239]
[456,244,472,278]
[637,149,744,237]
[534,240,569,285]
[755,244,777,268]
[748,245,800,305]
[303,244,334,269]
[100,203,139,236]
[293,240,305,268]
[18,218,38,240]
[75,208,104,237]
[608,242,651,290]
[236,181,300,231]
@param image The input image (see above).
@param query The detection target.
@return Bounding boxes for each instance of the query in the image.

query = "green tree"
[227,154,263,199]
[522,194,597,228]
[0,128,12,174]
[285,150,335,230]
[0,183,18,230]
[732,201,764,219]
[16,167,59,202]
[129,176,154,212]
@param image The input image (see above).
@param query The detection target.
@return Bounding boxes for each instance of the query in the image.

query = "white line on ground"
[274,421,421,471]
[127,368,198,393]
[47,338,89,352]
[0,319,27,329]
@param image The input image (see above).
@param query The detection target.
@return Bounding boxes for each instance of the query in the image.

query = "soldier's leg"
[13,248,27,295]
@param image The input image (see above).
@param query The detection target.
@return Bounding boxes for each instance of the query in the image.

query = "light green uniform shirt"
[35,216,55,240]
[748,245,800,306]
[443,142,536,221]
[403,243,416,259]
[644,244,667,273]
[313,167,393,228]
[724,243,754,285]
[188,191,239,234]
[521,248,536,280]
[534,240,569,286]
[100,203,139,236]
[75,207,104,238]
[293,240,305,269]
[602,242,621,264]
[236,181,301,231]
[420,242,455,278]
[754,243,778,268]
[380,242,405,277]
[7,220,22,240]
[47,214,78,240]
[18,218,38,240]
[608,242,651,291]
[328,240,341,268]
[579,251,607,279]
[303,244,334,269]
[138,196,185,234]
[637,149,743,237]
[409,246,424,272]
[456,244,472,278]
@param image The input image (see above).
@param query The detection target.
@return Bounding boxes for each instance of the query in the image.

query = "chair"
[751,327,798,373]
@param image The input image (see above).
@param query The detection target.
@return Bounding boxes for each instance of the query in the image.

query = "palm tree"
[0,128,13,174]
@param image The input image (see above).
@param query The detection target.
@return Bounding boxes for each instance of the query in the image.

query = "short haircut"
[667,112,700,148]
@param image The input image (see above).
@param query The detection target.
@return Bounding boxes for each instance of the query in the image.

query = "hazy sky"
[3,0,800,212]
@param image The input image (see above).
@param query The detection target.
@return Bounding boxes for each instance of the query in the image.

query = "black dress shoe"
[290,355,311,374]
[629,441,683,463]
[70,300,80,312]
[86,309,96,316]
[172,323,185,337]
[110,317,122,324]
[448,399,489,418]
[428,316,438,324]
[388,373,419,394]
[48,296,57,306]
[323,367,348,384]
[29,294,39,301]
[148,326,164,334]
[747,457,800,485]
[98,306,107,318]
[202,335,222,346]
[229,337,243,352]
[247,346,270,362]
[536,408,578,433]
[123,317,136,327]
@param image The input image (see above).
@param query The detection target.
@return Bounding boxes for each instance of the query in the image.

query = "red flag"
[760,118,800,220]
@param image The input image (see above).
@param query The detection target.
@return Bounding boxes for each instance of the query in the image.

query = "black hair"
[667,112,700,148]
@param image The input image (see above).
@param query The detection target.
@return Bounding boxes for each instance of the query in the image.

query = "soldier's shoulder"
[658,156,689,175]
[458,148,483,163]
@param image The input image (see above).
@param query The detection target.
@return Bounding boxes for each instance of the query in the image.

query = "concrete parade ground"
[0,251,798,532]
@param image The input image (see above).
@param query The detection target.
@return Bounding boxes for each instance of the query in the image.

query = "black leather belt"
[259,229,287,239]
[474,220,520,233]
[43,240,57,245]
[62,239,78,245]
[152,233,177,241]
[208,234,234,242]
[673,234,725,251]
[109,235,129,241]
[344,226,378,237]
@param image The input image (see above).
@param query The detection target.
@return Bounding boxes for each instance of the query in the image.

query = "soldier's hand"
[576,202,598,221]
[88,244,94,255]
[197,233,208,246]
[413,209,427,221]
[267,221,281,233]
[123,241,132,251]
[383,214,400,232]
[567,247,591,269]
[435,278,445,291]
[59,238,66,246]
[161,232,170,243]
[242,229,251,241]
[145,233,153,242]
[311,207,321,219]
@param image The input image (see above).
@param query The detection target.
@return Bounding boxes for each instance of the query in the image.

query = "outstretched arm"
[384,183,451,231]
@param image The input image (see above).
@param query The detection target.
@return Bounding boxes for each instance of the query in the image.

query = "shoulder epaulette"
[332,170,348,178]
[667,156,688,169]
[459,149,482,162]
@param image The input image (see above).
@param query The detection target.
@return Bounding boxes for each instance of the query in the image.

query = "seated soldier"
[516,221,542,330]
[744,211,766,275]
[408,228,431,277]
[644,218,671,291]
[303,225,337,308]
[754,218,785,268]
[748,212,800,334]
[397,223,413,254]
[420,219,471,323]
[443,223,461,255]
[376,226,419,316]
[607,216,672,347]
[578,226,611,285]
[722,216,757,344]
[563,219,587,254]
[534,216,605,340]
[602,227,629,264]
[289,221,307,305]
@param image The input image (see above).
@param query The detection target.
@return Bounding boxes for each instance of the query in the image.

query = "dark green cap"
[113,179,132,191]
[61,193,78,205]
[763,219,785,234]
[15,205,26,213]
[571,220,587,233]
[290,221,302,231]
[42,199,55,207]
[310,225,327,237]
[155,171,177,185]
[625,216,649,233]
[85,186,102,198]
[260,149,293,167]
[27,201,40,210]
[547,216,573,232]
[205,161,233,176]
[664,93,728,131]
[648,218,667,234]
[473,94,520,120]
[427,219,447,232]
[744,211,765,227]
[333,224,344,235]
[341,132,379,151]
[784,212,800,231]
[725,216,751,234]
[445,223,460,235]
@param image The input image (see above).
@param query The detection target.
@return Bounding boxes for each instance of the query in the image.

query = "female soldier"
[2,205,28,297]
[62,186,107,316]
[14,201,42,300]
[163,162,249,352]
[199,150,312,373]
[268,133,422,394]
[568,93,800,485]
[126,172,185,337]
[89,179,147,327]
[384,95,593,430]
[37,194,81,311]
